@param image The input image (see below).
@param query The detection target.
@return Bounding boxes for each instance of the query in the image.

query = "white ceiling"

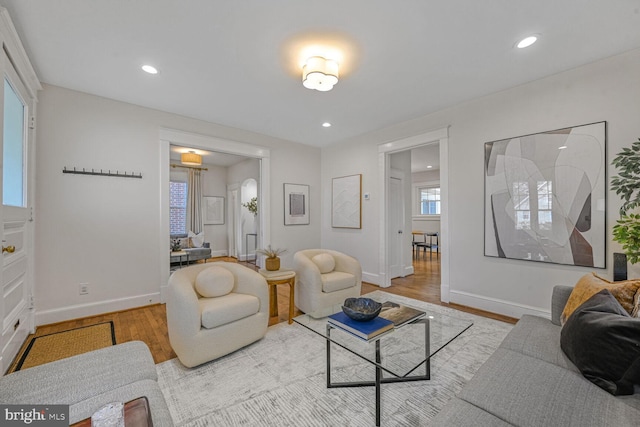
[411,144,440,173]
[3,1,640,148]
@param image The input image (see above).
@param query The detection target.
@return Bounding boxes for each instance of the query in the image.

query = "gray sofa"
[433,285,640,426]
[0,341,173,426]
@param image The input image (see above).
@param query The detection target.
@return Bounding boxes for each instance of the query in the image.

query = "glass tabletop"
[293,294,473,378]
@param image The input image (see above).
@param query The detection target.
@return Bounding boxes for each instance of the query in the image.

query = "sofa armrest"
[551,285,573,326]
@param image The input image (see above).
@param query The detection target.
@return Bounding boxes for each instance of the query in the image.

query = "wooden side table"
[259,269,296,324]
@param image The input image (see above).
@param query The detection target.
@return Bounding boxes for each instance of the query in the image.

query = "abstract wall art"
[284,183,309,225]
[332,174,362,229]
[484,122,606,267]
[203,196,225,225]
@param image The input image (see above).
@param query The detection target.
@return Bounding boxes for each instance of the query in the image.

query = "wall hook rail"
[62,166,142,179]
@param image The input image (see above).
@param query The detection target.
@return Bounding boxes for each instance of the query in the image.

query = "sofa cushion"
[195,266,234,297]
[458,348,640,426]
[499,314,579,372]
[312,253,335,274]
[321,271,356,293]
[188,230,204,248]
[560,272,640,324]
[560,289,640,395]
[199,293,259,329]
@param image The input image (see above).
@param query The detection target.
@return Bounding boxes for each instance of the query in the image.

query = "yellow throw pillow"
[561,273,640,325]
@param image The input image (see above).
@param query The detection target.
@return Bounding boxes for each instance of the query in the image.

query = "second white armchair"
[293,249,362,318]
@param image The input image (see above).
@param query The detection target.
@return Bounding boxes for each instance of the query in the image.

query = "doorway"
[378,127,450,302]
[159,129,271,302]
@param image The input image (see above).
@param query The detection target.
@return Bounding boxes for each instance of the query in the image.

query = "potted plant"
[611,138,640,277]
[242,197,258,216]
[256,245,287,271]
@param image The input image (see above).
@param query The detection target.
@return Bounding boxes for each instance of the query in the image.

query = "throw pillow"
[195,266,235,298]
[560,272,640,325]
[188,231,205,248]
[312,253,335,274]
[560,289,640,395]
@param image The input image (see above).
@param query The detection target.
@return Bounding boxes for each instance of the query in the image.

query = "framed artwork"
[332,174,362,229]
[484,121,606,267]
[203,196,225,225]
[284,183,309,225]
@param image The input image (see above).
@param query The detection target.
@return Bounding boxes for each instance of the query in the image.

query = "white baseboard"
[362,271,385,287]
[210,249,228,257]
[449,290,550,320]
[403,265,414,276]
[35,293,161,326]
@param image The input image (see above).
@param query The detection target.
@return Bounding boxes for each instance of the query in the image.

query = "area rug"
[158,292,513,426]
[13,321,115,372]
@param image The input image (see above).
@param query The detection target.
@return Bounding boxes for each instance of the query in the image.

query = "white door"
[227,186,238,258]
[1,54,35,373]
[388,173,405,279]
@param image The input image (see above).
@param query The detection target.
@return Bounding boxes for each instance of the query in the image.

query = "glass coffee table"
[293,294,473,426]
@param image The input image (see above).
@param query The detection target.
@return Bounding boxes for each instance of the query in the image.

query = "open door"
[1,51,36,373]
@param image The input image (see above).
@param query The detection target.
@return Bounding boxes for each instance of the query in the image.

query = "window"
[3,78,26,207]
[170,181,187,235]
[420,187,440,215]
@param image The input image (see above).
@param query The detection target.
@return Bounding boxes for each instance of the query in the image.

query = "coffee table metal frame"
[294,300,472,426]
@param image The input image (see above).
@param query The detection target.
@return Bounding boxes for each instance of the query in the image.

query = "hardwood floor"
[7,254,516,371]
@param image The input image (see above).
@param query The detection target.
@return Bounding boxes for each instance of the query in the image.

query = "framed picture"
[203,196,225,225]
[484,121,606,268]
[284,183,310,225]
[332,174,362,229]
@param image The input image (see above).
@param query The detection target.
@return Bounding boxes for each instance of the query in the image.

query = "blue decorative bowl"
[342,297,382,321]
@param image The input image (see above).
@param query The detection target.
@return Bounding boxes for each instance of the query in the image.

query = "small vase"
[265,257,280,271]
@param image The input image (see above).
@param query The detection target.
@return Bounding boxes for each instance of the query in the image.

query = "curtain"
[187,168,202,234]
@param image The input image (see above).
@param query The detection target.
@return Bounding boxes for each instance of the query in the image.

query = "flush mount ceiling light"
[141,64,158,74]
[322,122,332,127]
[516,35,538,49]
[303,56,339,92]
[181,151,202,166]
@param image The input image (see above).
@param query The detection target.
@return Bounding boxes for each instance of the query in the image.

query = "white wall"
[201,163,228,256]
[390,151,414,274]
[321,48,640,319]
[35,84,321,324]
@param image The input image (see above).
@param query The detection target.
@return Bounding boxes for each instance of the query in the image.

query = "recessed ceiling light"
[516,35,538,49]
[426,165,433,169]
[558,145,567,150]
[141,65,158,74]
[322,122,331,127]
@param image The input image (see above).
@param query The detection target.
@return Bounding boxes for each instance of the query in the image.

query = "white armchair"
[293,249,362,318]
[167,262,269,368]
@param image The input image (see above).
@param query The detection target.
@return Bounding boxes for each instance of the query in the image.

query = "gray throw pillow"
[560,289,640,395]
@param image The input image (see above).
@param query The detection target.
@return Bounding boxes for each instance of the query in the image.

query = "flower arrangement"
[242,197,258,216]
[256,245,287,259]
[170,238,182,252]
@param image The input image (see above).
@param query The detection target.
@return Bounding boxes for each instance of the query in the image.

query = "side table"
[258,269,296,324]
[170,250,189,268]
